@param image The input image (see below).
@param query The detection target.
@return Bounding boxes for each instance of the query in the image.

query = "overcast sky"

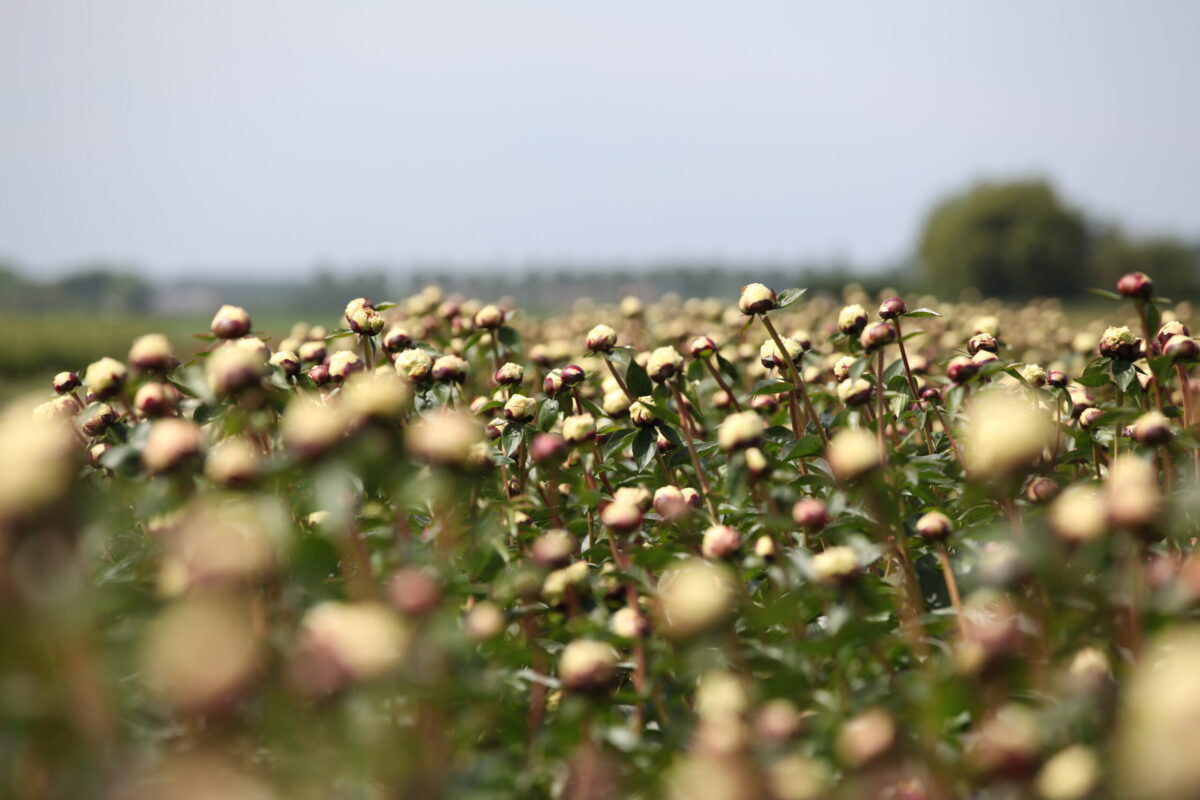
[1,1,1198,277]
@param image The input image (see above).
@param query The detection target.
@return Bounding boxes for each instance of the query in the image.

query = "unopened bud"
[210,305,252,339]
[739,283,777,315]
[1116,271,1153,299]
[792,498,829,530]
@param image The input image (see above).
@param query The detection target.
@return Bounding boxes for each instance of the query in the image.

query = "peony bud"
[859,321,896,352]
[1158,319,1190,347]
[326,350,364,382]
[1130,410,1172,446]
[464,601,506,640]
[1020,363,1047,387]
[915,510,953,541]
[827,428,881,481]
[562,413,596,444]
[269,350,301,377]
[831,356,855,383]
[382,326,413,352]
[531,529,576,569]
[837,708,896,768]
[298,340,327,364]
[836,377,873,407]
[559,639,619,692]
[962,391,1054,480]
[142,419,204,474]
[601,500,642,533]
[134,381,177,418]
[205,437,261,487]
[718,411,764,451]
[1105,455,1160,533]
[1078,407,1103,430]
[129,333,176,373]
[792,498,829,530]
[811,545,860,586]
[347,307,384,336]
[1047,369,1068,389]
[628,398,656,427]
[53,371,81,394]
[503,393,538,423]
[653,485,689,520]
[657,559,735,638]
[647,346,684,382]
[473,304,504,330]
[878,296,907,319]
[560,364,585,386]
[586,324,618,353]
[81,403,118,437]
[1098,326,1142,361]
[610,606,648,639]
[85,357,128,399]
[530,433,566,464]
[210,305,252,339]
[1025,476,1060,503]
[1049,485,1106,544]
[396,349,433,382]
[1116,271,1153,299]
[837,304,868,336]
[430,354,468,383]
[759,338,802,369]
[967,333,999,355]
[688,335,717,359]
[388,568,441,617]
[946,356,978,384]
[739,283,777,315]
[1164,333,1198,361]
[701,525,742,561]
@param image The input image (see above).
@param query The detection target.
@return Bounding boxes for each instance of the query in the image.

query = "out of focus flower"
[407,411,485,470]
[961,391,1054,481]
[827,428,881,481]
[657,559,735,638]
[129,333,176,373]
[290,602,410,695]
[140,594,264,714]
[559,639,619,692]
[142,419,204,474]
[1116,628,1200,799]
[85,356,128,399]
[718,411,764,451]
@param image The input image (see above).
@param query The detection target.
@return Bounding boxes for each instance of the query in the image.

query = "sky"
[1,1,1198,277]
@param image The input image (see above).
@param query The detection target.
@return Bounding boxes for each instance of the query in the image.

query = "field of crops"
[4,274,1200,799]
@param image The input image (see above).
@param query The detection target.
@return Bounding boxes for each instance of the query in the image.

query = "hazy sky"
[2,1,1198,276]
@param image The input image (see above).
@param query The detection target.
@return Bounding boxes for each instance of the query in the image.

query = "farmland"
[2,275,1199,799]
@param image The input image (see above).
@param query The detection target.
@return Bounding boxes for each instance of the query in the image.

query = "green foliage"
[918,179,1089,298]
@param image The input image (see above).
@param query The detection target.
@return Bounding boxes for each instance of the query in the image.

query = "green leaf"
[751,380,794,396]
[537,398,560,432]
[603,427,639,460]
[626,360,653,397]
[783,434,823,461]
[716,353,740,385]
[497,326,521,350]
[501,422,523,457]
[1073,372,1112,387]
[1087,287,1122,301]
[632,427,656,471]
[775,287,807,309]
[656,422,684,450]
[904,308,941,318]
[1112,358,1137,392]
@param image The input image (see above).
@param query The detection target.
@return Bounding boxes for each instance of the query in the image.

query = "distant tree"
[918,180,1089,298]
[1091,226,1199,299]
